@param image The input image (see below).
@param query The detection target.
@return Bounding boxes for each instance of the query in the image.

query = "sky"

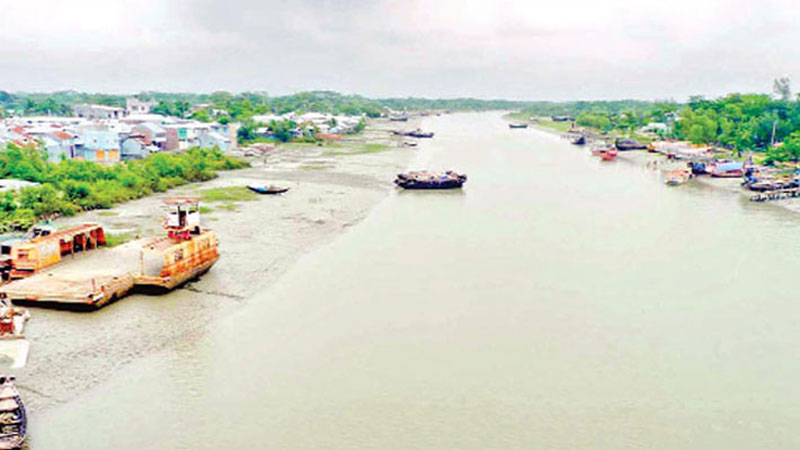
[0,0,798,101]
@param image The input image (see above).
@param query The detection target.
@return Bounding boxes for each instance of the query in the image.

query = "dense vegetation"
[0,145,247,231]
[517,87,800,162]
[0,90,527,121]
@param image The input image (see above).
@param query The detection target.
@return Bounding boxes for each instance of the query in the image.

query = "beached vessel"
[570,135,586,145]
[509,123,528,129]
[615,139,648,151]
[247,184,290,195]
[0,377,25,449]
[395,171,467,189]
[0,198,219,309]
[0,224,106,282]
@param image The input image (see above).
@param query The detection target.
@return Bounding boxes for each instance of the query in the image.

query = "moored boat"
[570,135,586,146]
[599,148,618,161]
[0,377,26,449]
[395,171,467,189]
[508,123,528,129]
[665,168,692,186]
[615,139,648,151]
[710,162,745,178]
[247,184,290,195]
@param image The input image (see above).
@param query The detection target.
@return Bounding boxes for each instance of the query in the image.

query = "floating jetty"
[0,198,219,309]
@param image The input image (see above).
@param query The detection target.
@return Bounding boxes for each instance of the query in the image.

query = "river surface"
[32,112,800,449]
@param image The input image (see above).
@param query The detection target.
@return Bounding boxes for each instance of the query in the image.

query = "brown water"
[31,112,800,449]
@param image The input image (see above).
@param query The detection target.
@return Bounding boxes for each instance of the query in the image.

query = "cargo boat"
[0,198,219,309]
[395,171,467,189]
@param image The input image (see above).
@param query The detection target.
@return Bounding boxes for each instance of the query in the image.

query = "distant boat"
[389,116,408,122]
[615,139,648,151]
[709,162,745,178]
[395,171,467,189]
[591,143,613,156]
[407,130,434,138]
[509,123,528,129]
[599,148,618,161]
[570,135,586,146]
[393,129,434,139]
[247,184,290,195]
[665,168,692,186]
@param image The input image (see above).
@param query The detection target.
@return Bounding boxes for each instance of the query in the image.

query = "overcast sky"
[0,0,797,100]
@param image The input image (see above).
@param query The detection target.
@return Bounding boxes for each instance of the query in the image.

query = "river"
[31,112,800,449]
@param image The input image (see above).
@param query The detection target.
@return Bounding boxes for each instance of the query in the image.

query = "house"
[198,131,232,152]
[120,134,153,160]
[74,104,126,120]
[133,123,167,148]
[125,98,157,116]
[74,129,120,163]
[42,131,75,161]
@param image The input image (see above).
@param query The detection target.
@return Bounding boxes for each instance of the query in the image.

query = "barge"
[395,171,467,189]
[0,198,219,309]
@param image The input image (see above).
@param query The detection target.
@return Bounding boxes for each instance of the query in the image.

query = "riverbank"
[17,118,418,414]
[507,114,800,215]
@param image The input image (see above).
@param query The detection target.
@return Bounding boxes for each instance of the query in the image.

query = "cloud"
[0,0,799,99]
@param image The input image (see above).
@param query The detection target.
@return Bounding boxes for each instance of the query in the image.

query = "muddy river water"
[31,112,800,449]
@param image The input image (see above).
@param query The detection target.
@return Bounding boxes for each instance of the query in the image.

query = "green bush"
[0,145,248,230]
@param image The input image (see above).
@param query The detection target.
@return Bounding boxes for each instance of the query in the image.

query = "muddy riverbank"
[16,118,417,413]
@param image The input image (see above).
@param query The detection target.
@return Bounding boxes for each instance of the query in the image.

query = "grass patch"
[198,186,258,203]
[106,232,135,248]
[215,202,239,211]
[324,143,390,156]
[199,205,214,214]
[534,119,573,133]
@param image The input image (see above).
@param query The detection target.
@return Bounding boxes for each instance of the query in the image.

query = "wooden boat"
[599,148,618,161]
[709,162,745,178]
[395,171,467,189]
[0,377,26,449]
[389,116,408,122]
[407,130,434,139]
[591,143,614,157]
[615,139,648,151]
[247,184,290,195]
[508,123,528,129]
[392,129,435,139]
[570,135,586,146]
[665,168,692,186]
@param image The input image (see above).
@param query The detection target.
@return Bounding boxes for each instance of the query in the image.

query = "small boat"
[509,123,528,129]
[570,135,586,146]
[709,162,745,178]
[591,143,614,157]
[687,161,709,175]
[389,116,409,122]
[599,148,618,161]
[407,130,434,139]
[0,377,26,449]
[395,171,467,189]
[247,185,290,195]
[615,139,648,151]
[665,168,692,186]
